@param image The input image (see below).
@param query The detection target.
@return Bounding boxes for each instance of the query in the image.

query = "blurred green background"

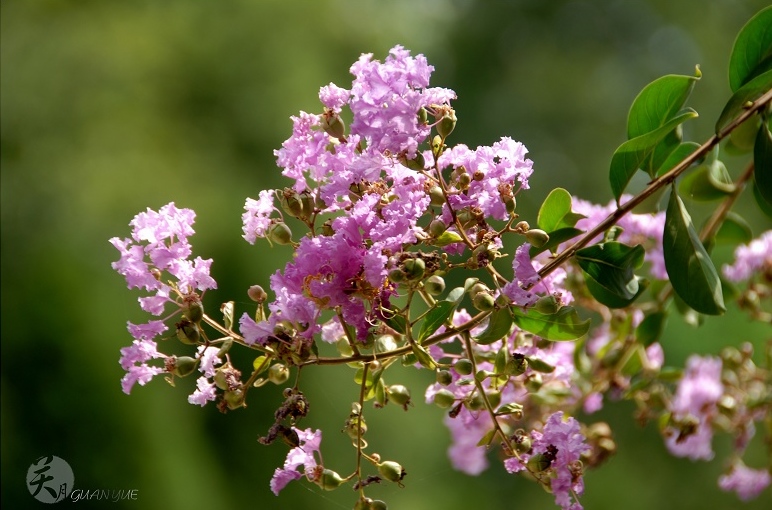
[2,0,770,508]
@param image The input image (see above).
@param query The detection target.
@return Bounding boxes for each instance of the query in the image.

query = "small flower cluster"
[110,45,772,509]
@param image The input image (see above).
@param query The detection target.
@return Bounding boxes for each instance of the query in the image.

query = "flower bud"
[403,258,425,281]
[436,369,453,386]
[176,318,201,345]
[472,292,496,311]
[504,195,517,215]
[299,191,315,220]
[458,172,472,188]
[486,390,501,409]
[428,218,447,237]
[432,389,456,408]
[387,384,412,409]
[436,110,457,139]
[248,284,268,303]
[405,151,425,171]
[316,468,345,491]
[269,222,293,245]
[513,432,532,454]
[431,135,443,155]
[184,298,204,323]
[388,268,404,283]
[514,220,530,232]
[268,363,290,385]
[375,334,398,353]
[172,356,198,377]
[465,392,485,411]
[506,353,529,376]
[468,282,489,300]
[525,228,550,248]
[525,372,543,392]
[527,453,552,472]
[417,107,428,125]
[424,275,446,296]
[278,190,304,219]
[377,461,406,483]
[224,388,245,410]
[454,358,474,375]
[322,219,335,236]
[429,186,445,206]
[321,111,346,139]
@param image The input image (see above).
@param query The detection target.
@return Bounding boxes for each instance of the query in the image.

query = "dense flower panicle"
[349,45,455,157]
[722,230,772,282]
[572,196,667,279]
[665,355,723,460]
[270,428,322,495]
[718,462,771,501]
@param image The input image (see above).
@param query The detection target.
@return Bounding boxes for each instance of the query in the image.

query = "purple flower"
[722,230,772,282]
[121,364,164,395]
[197,345,222,378]
[270,428,322,495]
[319,83,349,111]
[188,376,217,407]
[242,190,277,244]
[502,244,541,307]
[274,112,333,192]
[349,45,455,157]
[665,355,723,460]
[583,392,603,414]
[119,322,167,394]
[444,408,492,475]
[533,412,590,510]
[718,462,771,501]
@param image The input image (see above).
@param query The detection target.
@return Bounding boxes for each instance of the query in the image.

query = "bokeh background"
[2,0,770,508]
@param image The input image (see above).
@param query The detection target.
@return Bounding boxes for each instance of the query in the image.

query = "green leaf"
[752,181,772,218]
[716,70,772,133]
[729,6,772,92]
[636,311,667,346]
[474,307,513,345]
[656,142,700,177]
[384,313,407,335]
[529,227,584,256]
[610,109,699,201]
[495,402,524,417]
[679,166,732,201]
[537,188,584,232]
[714,212,753,245]
[446,286,466,303]
[725,117,761,155]
[576,242,647,308]
[620,345,644,376]
[411,343,437,369]
[646,127,682,176]
[627,73,700,139]
[418,300,458,343]
[432,230,464,247]
[663,187,726,315]
[753,119,772,206]
[512,306,590,341]
[526,356,555,374]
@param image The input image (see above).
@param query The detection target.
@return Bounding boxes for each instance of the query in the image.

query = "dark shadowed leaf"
[663,188,725,315]
[576,242,647,308]
[729,6,772,92]
[512,306,590,341]
[636,311,667,346]
[418,300,459,343]
[716,70,772,133]
[474,307,513,345]
[753,119,772,206]
[714,212,753,245]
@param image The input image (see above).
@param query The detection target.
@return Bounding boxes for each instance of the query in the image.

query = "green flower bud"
[428,218,447,237]
[370,501,388,510]
[514,220,530,232]
[172,356,198,377]
[248,284,268,302]
[387,384,412,408]
[322,219,335,237]
[465,392,485,411]
[176,318,200,345]
[405,151,425,171]
[321,110,346,139]
[504,195,517,215]
[299,191,315,221]
[224,388,244,410]
[468,282,489,300]
[432,389,456,408]
[458,172,472,188]
[429,186,445,206]
[268,363,290,385]
[506,353,529,376]
[534,295,558,315]
[436,110,457,139]
[377,461,406,483]
[472,292,496,311]
[403,258,425,281]
[527,453,552,472]
[388,268,405,283]
[513,432,532,454]
[269,222,293,245]
[278,189,304,218]
[454,358,474,375]
[417,107,428,124]
[424,275,446,296]
[436,369,453,386]
[317,469,345,491]
[525,372,543,392]
[525,228,550,248]
[184,299,204,323]
[431,135,443,156]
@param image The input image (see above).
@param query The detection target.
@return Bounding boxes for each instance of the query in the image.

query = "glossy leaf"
[576,242,646,307]
[679,166,732,201]
[716,70,772,133]
[384,313,407,335]
[725,117,761,155]
[646,127,682,176]
[474,307,513,345]
[754,119,772,206]
[418,300,458,343]
[627,73,700,139]
[728,6,772,92]
[752,181,772,218]
[537,188,584,232]
[432,230,464,247]
[610,109,699,201]
[714,212,753,245]
[663,188,725,315]
[529,227,584,256]
[656,142,700,177]
[512,306,590,341]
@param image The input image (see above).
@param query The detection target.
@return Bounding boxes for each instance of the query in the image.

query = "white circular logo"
[26,455,74,503]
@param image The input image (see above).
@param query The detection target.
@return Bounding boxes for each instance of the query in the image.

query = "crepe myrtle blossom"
[722,230,772,282]
[118,320,168,394]
[270,428,323,495]
[664,355,723,460]
[718,462,771,501]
